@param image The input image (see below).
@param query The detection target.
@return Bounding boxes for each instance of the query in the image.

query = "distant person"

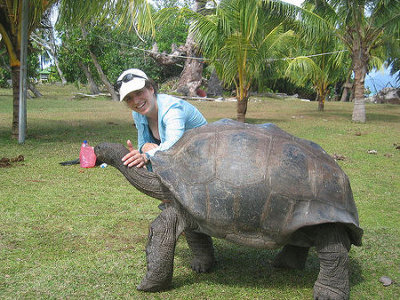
[115,68,207,170]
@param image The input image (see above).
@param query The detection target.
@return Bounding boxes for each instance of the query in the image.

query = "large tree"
[303,0,400,122]
[58,0,154,101]
[164,0,296,122]
[159,0,326,122]
[0,0,153,138]
[31,19,68,85]
[285,30,351,111]
[0,0,57,137]
[57,20,161,94]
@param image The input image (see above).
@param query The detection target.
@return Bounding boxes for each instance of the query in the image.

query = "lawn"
[1,85,399,299]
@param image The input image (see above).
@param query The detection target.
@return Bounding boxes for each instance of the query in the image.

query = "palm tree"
[185,0,297,122]
[302,0,400,122]
[0,0,153,138]
[158,0,326,122]
[285,32,351,111]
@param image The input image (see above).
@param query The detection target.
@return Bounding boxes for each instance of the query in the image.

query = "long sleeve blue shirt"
[132,94,207,158]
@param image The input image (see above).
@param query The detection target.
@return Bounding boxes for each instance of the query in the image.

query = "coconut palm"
[302,0,400,122]
[173,0,295,121]
[285,30,351,111]
[206,0,299,122]
[158,0,326,122]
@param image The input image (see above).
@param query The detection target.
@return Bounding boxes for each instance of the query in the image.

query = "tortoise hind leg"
[313,223,351,300]
[137,207,183,292]
[272,245,310,270]
[185,230,216,273]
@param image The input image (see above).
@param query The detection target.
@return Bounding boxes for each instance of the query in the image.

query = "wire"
[96,35,205,61]
[85,33,349,62]
[266,50,348,62]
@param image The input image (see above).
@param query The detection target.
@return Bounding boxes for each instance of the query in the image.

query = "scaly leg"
[313,223,351,300]
[137,207,183,292]
[185,230,216,273]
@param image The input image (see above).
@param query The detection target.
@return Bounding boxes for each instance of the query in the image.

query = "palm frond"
[58,0,154,36]
[285,56,324,87]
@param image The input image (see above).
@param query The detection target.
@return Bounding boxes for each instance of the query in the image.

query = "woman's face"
[124,86,156,116]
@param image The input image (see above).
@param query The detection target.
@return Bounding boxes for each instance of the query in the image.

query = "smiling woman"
[115,68,207,170]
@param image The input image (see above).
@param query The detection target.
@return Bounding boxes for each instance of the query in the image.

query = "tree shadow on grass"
[0,119,135,144]
[301,108,400,123]
[245,118,289,125]
[172,240,363,292]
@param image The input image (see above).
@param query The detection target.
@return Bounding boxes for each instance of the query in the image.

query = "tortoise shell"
[151,119,362,248]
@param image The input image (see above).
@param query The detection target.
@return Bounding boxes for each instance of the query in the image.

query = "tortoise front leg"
[137,207,183,292]
[313,223,351,300]
[185,230,215,273]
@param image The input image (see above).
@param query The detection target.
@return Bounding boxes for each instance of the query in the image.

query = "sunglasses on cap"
[114,73,147,92]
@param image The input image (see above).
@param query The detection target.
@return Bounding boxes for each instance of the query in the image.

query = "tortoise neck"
[97,143,174,201]
[117,163,174,201]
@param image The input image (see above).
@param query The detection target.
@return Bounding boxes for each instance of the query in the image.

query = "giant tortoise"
[94,119,363,299]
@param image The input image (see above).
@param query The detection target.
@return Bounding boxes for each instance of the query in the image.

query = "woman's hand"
[122,140,148,168]
[141,142,158,153]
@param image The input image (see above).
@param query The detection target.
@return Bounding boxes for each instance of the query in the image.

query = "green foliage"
[152,0,190,53]
[0,46,42,84]
[0,85,399,299]
[0,67,10,88]
[27,50,40,80]
[186,0,297,100]
[0,49,10,87]
[56,21,162,85]
[58,0,154,36]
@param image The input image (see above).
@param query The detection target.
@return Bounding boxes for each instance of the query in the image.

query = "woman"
[115,68,207,169]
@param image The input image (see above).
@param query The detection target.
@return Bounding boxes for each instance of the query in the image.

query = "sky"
[282,0,399,94]
[283,0,304,6]
[365,68,400,95]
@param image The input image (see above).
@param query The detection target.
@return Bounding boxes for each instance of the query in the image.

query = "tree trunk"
[81,25,119,101]
[176,0,207,97]
[31,31,67,85]
[237,97,248,123]
[177,56,203,97]
[53,56,67,85]
[88,50,119,101]
[28,82,42,97]
[11,66,20,138]
[317,88,328,111]
[351,38,368,122]
[318,95,324,111]
[340,82,352,102]
[207,69,223,97]
[78,61,100,94]
[49,27,67,85]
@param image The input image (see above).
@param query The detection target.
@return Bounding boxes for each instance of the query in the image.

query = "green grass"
[1,85,399,299]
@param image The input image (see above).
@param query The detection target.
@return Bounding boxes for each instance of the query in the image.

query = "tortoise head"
[94,142,129,167]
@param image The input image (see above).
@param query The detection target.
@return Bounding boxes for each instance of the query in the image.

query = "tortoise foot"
[313,281,348,300]
[190,256,215,273]
[137,277,171,292]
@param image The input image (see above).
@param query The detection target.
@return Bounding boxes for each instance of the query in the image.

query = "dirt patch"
[0,155,25,168]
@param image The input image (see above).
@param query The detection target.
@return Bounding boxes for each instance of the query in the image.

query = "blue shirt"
[132,94,207,158]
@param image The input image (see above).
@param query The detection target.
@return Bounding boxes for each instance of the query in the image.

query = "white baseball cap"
[116,68,149,101]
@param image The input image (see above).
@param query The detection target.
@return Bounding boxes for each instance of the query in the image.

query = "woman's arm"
[145,106,186,157]
[142,142,158,153]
